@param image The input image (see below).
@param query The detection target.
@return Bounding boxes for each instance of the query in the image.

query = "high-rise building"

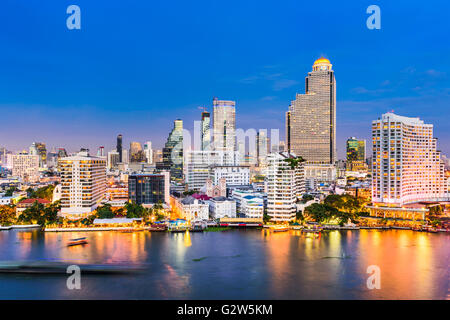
[372,113,445,205]
[156,120,184,181]
[257,130,269,167]
[346,137,366,161]
[287,58,336,164]
[128,172,170,205]
[117,134,123,163]
[29,142,47,168]
[201,111,211,151]
[213,98,236,152]
[130,142,145,163]
[107,150,120,170]
[59,151,106,217]
[11,154,40,182]
[267,152,305,222]
[143,141,153,164]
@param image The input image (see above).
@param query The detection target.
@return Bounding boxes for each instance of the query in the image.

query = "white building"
[372,113,446,205]
[210,165,250,186]
[11,154,40,183]
[208,196,236,219]
[231,189,264,219]
[266,152,305,222]
[186,150,240,190]
[107,150,120,170]
[144,141,153,164]
[59,151,107,218]
[178,196,209,221]
[213,98,236,152]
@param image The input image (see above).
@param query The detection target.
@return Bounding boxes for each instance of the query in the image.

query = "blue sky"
[0,0,449,159]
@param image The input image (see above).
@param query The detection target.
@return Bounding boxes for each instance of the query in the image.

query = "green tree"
[96,204,114,219]
[125,202,146,218]
[4,187,18,197]
[0,205,16,226]
[17,200,59,226]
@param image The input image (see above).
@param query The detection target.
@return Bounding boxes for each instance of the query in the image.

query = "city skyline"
[1,1,450,159]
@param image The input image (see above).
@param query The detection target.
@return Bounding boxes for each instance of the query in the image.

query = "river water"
[0,229,448,299]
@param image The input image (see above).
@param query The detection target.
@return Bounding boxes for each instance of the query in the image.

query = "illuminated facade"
[372,113,445,205]
[213,98,236,152]
[201,111,211,151]
[287,58,336,164]
[59,151,107,217]
[267,152,305,222]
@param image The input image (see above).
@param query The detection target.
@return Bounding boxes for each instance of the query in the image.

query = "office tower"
[97,146,105,157]
[157,120,184,181]
[279,141,286,153]
[128,171,170,205]
[372,113,445,205]
[130,142,145,163]
[107,150,120,170]
[267,152,305,222]
[58,150,106,217]
[11,154,40,182]
[201,111,211,151]
[143,141,153,164]
[285,111,291,153]
[213,98,236,152]
[257,130,269,167]
[346,137,366,161]
[29,142,47,168]
[117,134,123,163]
[287,58,336,163]
[346,137,367,171]
[185,150,241,190]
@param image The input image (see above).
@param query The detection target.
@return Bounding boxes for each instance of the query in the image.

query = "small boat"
[67,237,88,247]
[292,225,303,230]
[271,225,290,232]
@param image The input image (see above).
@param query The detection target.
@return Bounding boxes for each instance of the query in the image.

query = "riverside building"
[371,113,445,205]
[59,151,107,218]
[266,152,305,222]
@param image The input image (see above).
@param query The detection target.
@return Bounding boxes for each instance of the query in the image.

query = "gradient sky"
[0,0,449,159]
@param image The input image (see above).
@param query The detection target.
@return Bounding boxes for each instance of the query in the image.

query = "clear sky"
[0,0,449,159]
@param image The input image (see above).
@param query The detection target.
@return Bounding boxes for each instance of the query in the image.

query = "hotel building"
[59,151,107,218]
[372,113,445,205]
[266,152,305,222]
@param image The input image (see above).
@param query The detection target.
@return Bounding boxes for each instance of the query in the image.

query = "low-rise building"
[177,196,209,221]
[207,196,236,219]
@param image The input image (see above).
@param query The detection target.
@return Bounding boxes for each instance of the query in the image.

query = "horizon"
[1,1,449,159]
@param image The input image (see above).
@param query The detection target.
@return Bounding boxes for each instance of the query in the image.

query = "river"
[0,229,448,299]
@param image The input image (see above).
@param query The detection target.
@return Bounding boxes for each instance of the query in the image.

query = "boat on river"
[0,261,142,274]
[67,237,88,247]
[270,225,290,232]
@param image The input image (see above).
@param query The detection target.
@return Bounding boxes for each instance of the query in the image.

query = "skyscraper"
[372,113,445,205]
[287,58,336,164]
[213,98,236,152]
[201,111,211,151]
[256,130,269,167]
[144,141,153,164]
[117,134,123,163]
[130,142,145,163]
[346,137,366,162]
[156,119,184,181]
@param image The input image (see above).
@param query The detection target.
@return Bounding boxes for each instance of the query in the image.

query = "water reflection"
[0,229,448,299]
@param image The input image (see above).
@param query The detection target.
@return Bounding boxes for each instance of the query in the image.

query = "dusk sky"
[0,0,449,159]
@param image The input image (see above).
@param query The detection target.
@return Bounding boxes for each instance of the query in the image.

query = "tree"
[125,202,146,218]
[302,194,314,203]
[263,212,271,224]
[296,210,304,222]
[283,156,306,170]
[17,200,59,226]
[96,204,114,219]
[0,205,16,226]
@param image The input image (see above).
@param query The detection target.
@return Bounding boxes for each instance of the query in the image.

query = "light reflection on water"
[0,229,448,299]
